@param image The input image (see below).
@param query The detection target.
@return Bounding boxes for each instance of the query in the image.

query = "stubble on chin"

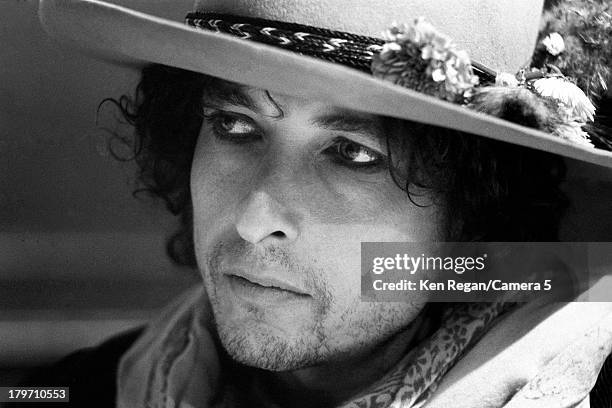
[216,319,326,371]
[206,278,336,370]
[200,240,337,370]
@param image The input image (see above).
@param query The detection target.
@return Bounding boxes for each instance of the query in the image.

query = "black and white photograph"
[1,0,612,406]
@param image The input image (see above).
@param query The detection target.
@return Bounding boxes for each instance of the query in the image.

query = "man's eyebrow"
[311,112,385,140]
[203,82,259,111]
[202,82,285,117]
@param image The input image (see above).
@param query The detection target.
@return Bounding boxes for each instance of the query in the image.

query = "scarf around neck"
[116,285,612,408]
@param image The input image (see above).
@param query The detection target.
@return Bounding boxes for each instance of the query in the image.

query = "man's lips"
[223,269,310,296]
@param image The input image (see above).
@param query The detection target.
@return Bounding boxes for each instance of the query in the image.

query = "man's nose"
[234,188,300,245]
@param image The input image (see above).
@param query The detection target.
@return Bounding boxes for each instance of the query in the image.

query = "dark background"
[0,0,196,385]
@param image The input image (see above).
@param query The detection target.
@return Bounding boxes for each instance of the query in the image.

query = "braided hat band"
[185,12,497,82]
[185,10,611,151]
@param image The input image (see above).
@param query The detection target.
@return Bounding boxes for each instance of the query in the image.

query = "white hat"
[39,0,612,167]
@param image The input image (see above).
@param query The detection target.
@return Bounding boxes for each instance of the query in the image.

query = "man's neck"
[249,309,434,408]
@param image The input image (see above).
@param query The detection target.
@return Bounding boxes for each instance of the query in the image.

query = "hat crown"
[193,0,544,73]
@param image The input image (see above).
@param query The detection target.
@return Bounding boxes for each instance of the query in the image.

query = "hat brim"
[40,0,612,168]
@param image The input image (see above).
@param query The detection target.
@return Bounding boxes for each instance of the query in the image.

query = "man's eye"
[328,138,384,168]
[204,111,261,142]
[217,115,255,134]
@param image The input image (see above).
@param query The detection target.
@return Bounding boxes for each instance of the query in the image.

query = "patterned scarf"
[116,286,612,408]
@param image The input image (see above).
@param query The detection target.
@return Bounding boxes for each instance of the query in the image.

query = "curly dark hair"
[112,64,572,268]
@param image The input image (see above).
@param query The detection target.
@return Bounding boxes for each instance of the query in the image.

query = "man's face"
[191,81,443,371]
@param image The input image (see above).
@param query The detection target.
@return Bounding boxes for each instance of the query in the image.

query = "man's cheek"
[192,178,237,229]
[310,245,361,294]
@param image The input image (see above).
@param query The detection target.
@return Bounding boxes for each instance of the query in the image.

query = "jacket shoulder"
[16,326,144,408]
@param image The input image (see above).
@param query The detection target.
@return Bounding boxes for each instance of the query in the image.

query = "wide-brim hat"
[39,0,612,168]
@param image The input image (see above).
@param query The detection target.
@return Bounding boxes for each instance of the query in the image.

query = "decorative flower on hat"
[495,72,519,88]
[371,18,479,103]
[527,75,596,146]
[372,17,603,150]
[555,121,594,147]
[541,32,566,56]
[531,76,596,122]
